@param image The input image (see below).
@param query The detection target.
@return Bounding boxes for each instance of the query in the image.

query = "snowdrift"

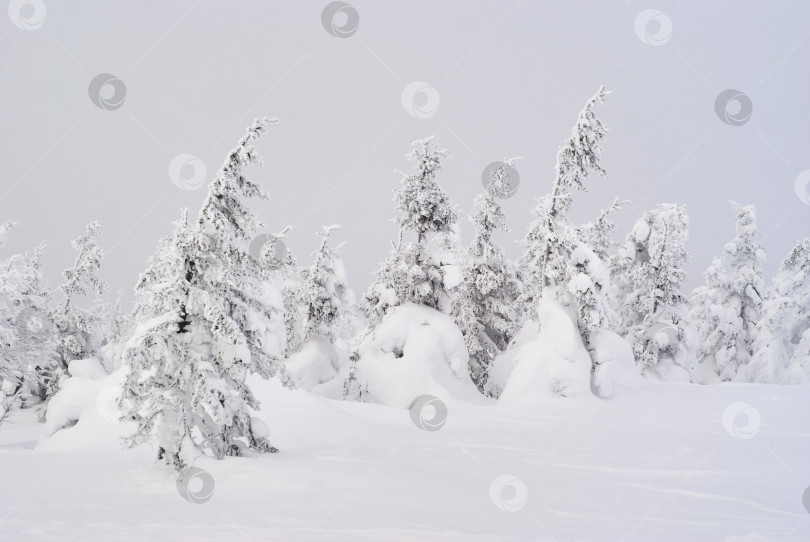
[498,297,592,401]
[37,358,134,452]
[284,337,346,399]
[355,303,484,408]
[493,296,644,402]
[589,328,645,397]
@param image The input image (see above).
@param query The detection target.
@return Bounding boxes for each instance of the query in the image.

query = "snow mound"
[285,337,345,399]
[67,357,108,380]
[356,303,482,407]
[484,321,538,399]
[499,296,592,401]
[590,329,645,398]
[37,367,134,452]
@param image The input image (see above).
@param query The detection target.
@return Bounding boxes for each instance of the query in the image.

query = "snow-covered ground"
[0,378,807,541]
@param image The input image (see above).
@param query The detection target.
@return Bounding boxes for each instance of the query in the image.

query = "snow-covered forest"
[2,88,809,540]
[2,2,809,541]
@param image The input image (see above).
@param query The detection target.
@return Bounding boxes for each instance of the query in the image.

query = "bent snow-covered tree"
[454,160,522,393]
[120,118,288,470]
[517,86,620,378]
[691,202,765,382]
[518,86,611,314]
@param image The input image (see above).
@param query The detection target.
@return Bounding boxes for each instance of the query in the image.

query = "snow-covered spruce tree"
[611,204,695,381]
[690,202,765,382]
[94,292,133,373]
[453,160,522,392]
[121,209,205,467]
[275,230,304,357]
[364,137,460,325]
[295,225,359,357]
[49,221,108,372]
[689,256,728,375]
[515,87,620,381]
[568,243,612,348]
[572,197,627,333]
[0,239,60,420]
[518,86,611,314]
[120,118,288,470]
[576,198,628,262]
[748,238,810,383]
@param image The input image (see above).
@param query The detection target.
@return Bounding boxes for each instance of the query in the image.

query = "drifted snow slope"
[0,372,807,541]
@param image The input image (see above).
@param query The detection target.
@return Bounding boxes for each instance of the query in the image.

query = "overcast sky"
[1,0,809,306]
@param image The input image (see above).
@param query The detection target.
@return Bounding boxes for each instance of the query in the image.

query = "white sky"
[1,0,808,306]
